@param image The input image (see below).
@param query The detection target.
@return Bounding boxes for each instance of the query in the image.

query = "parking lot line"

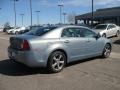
[0,37,9,40]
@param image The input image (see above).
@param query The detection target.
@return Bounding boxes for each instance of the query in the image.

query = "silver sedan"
[8,26,112,73]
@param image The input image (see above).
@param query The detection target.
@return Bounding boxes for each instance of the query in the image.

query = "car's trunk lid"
[9,35,37,50]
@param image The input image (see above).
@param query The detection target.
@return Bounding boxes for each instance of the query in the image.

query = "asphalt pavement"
[0,32,120,90]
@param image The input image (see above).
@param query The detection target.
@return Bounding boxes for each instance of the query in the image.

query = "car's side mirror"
[93,34,100,39]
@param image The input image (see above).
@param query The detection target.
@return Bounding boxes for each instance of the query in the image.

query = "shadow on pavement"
[0,59,50,76]
[113,39,120,45]
[0,57,100,76]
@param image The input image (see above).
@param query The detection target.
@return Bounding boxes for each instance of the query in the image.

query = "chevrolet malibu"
[8,26,112,73]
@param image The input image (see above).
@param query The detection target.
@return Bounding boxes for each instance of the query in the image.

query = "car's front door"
[60,27,89,61]
[80,28,104,57]
[60,27,104,62]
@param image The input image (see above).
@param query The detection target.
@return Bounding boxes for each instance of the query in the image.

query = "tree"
[3,22,11,32]
[67,12,76,24]
[4,22,10,28]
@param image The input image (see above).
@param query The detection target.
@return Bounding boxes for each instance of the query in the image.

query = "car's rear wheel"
[116,31,119,37]
[47,51,66,73]
[102,44,111,58]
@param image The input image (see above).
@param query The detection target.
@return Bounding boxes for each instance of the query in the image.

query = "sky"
[0,0,120,27]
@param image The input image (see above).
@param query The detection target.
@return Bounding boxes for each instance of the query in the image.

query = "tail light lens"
[21,40,30,50]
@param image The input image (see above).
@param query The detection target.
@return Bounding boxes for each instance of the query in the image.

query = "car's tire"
[102,33,106,38]
[47,51,66,73]
[15,31,19,35]
[116,31,119,37]
[102,44,111,58]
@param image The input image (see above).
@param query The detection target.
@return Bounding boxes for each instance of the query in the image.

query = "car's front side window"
[80,28,96,38]
[107,25,114,30]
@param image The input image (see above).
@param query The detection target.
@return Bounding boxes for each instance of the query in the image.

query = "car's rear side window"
[80,28,96,38]
[61,28,81,37]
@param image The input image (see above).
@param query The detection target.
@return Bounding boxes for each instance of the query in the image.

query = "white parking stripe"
[110,52,120,59]
[0,37,9,40]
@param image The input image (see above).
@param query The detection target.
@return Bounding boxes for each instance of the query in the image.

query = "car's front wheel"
[102,44,111,58]
[47,51,66,73]
[116,31,119,37]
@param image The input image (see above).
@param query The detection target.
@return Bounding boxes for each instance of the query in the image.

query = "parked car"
[19,26,58,34]
[93,23,120,37]
[7,27,19,34]
[19,26,42,34]
[8,25,112,73]
[12,27,26,34]
[0,28,3,32]
[3,26,12,32]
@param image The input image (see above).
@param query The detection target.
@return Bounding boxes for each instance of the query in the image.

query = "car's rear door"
[110,24,117,36]
[107,24,116,37]
[60,27,89,61]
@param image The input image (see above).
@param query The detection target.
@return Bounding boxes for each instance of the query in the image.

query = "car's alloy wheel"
[48,51,66,73]
[102,44,111,58]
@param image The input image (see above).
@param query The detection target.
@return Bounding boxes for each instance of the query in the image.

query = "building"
[75,7,120,26]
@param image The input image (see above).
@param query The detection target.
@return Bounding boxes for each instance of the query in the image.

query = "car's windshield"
[25,27,57,36]
[94,25,107,30]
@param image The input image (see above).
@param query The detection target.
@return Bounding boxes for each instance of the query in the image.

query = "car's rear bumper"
[8,47,46,67]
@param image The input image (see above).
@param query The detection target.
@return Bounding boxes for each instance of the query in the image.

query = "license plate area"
[9,51,17,57]
[11,52,16,57]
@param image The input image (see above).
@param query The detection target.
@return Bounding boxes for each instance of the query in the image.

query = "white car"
[7,28,16,34]
[94,24,120,37]
[12,27,26,34]
[0,28,3,32]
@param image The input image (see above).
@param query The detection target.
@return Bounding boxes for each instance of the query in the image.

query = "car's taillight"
[21,40,30,50]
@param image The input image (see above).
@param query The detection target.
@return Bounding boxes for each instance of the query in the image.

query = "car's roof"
[57,25,90,29]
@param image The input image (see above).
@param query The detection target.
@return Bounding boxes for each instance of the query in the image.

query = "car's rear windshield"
[94,25,107,30]
[25,27,57,36]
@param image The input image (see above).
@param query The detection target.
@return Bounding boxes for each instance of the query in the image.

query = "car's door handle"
[64,40,70,43]
[86,40,90,42]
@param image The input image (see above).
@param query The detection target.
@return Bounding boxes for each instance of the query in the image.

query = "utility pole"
[63,13,67,24]
[0,8,1,27]
[29,0,33,26]
[35,11,40,25]
[20,14,24,26]
[91,0,94,27]
[12,0,18,28]
[58,4,63,24]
